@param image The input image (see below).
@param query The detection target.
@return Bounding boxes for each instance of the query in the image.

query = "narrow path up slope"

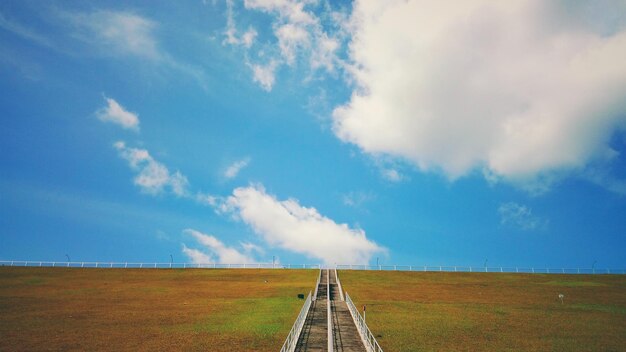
[294,270,328,352]
[329,269,367,352]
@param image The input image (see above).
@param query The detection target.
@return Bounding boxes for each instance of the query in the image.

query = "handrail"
[327,269,334,352]
[345,292,384,352]
[334,264,625,275]
[2,261,623,275]
[279,291,312,352]
[313,269,321,301]
[0,261,322,270]
[334,269,344,301]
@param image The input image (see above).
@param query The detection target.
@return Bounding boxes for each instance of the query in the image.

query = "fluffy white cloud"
[224,157,251,179]
[96,97,140,131]
[114,141,189,196]
[498,202,546,231]
[223,184,384,265]
[333,0,626,188]
[182,229,256,264]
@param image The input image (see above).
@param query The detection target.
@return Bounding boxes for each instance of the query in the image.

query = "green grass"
[339,270,626,352]
[0,267,318,351]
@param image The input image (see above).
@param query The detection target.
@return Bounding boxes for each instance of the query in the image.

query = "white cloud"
[333,0,626,190]
[240,241,266,256]
[96,97,140,131]
[114,141,189,196]
[183,229,256,264]
[0,12,53,48]
[182,244,213,264]
[250,61,278,91]
[342,191,375,208]
[224,0,258,48]
[275,22,310,65]
[222,184,384,265]
[69,10,160,59]
[498,202,546,231]
[234,0,343,90]
[224,157,251,179]
[195,192,220,206]
[381,169,403,183]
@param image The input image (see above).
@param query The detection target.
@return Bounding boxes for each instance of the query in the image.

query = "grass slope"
[0,267,317,351]
[339,271,626,352]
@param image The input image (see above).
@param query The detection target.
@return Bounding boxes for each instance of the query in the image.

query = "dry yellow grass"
[339,270,626,352]
[0,267,318,351]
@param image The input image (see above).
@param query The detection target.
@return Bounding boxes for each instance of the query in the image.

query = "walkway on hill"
[294,269,366,352]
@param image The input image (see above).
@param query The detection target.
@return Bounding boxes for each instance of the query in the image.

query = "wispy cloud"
[224,157,251,179]
[182,228,256,264]
[0,11,53,48]
[498,202,546,231]
[96,97,140,131]
[224,0,257,48]
[226,0,344,91]
[222,184,384,265]
[342,191,375,208]
[249,61,278,91]
[67,10,160,59]
[182,245,213,264]
[381,169,403,183]
[113,141,189,196]
[63,9,209,89]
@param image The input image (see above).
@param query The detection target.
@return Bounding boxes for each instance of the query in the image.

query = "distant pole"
[376,257,379,266]
[65,254,70,262]
[592,260,596,274]
[170,254,173,268]
[272,256,275,268]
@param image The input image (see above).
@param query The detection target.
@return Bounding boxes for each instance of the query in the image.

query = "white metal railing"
[2,261,622,275]
[334,269,344,301]
[336,264,626,275]
[327,269,333,352]
[345,292,383,352]
[279,291,312,352]
[313,269,321,300]
[0,261,322,270]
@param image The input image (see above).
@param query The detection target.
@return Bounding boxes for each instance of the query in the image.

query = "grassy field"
[0,267,317,351]
[339,270,626,352]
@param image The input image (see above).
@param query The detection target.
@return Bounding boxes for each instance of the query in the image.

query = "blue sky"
[1,0,625,268]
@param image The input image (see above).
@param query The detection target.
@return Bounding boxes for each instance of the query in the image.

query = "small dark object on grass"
[297,293,305,299]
